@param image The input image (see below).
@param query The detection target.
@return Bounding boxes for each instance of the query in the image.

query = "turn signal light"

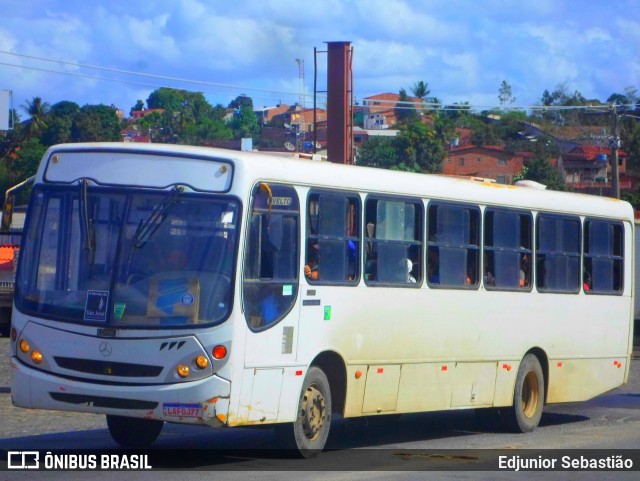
[177,364,190,378]
[31,351,43,364]
[196,355,209,369]
[212,345,227,360]
[19,339,30,353]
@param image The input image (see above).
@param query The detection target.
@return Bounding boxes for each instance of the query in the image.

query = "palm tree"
[410,81,430,101]
[22,97,50,139]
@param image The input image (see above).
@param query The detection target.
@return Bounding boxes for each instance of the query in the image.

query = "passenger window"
[536,214,580,293]
[306,192,360,284]
[243,183,299,330]
[484,209,532,290]
[427,203,479,288]
[583,220,623,295]
[364,197,423,286]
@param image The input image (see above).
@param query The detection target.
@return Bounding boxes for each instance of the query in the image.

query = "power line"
[0,60,319,108]
[0,50,320,105]
[1,50,636,114]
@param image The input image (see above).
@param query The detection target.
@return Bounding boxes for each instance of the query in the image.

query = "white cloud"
[0,0,638,113]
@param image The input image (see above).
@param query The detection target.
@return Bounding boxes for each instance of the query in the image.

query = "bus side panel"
[546,357,627,403]
[450,362,497,408]
[394,363,453,413]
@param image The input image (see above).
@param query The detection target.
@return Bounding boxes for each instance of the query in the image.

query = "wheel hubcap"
[300,384,326,440]
[521,371,540,418]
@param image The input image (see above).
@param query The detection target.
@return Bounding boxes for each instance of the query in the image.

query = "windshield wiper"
[131,185,184,249]
[78,179,95,261]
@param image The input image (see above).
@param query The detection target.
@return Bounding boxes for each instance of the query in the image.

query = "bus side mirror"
[1,175,35,232]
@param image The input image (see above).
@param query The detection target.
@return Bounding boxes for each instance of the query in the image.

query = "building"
[255,104,327,134]
[130,108,165,120]
[361,93,423,129]
[443,145,525,184]
[558,145,631,193]
[254,104,291,126]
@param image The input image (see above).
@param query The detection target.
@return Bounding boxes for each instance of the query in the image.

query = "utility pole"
[609,105,621,199]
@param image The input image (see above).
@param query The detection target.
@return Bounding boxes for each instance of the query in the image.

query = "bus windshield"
[16,185,239,328]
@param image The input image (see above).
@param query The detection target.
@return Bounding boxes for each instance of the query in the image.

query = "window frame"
[483,207,533,292]
[583,218,624,296]
[535,213,582,294]
[242,182,300,332]
[305,189,361,286]
[427,201,480,290]
[363,194,424,288]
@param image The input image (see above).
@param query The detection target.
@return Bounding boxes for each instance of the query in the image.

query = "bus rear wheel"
[106,415,164,448]
[277,366,332,458]
[508,354,544,433]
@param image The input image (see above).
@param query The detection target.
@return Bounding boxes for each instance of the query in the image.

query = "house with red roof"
[361,93,424,129]
[443,145,525,184]
[558,145,631,192]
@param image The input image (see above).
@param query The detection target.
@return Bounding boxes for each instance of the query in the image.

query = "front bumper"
[11,356,231,427]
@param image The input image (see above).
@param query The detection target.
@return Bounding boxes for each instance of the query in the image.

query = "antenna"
[295,58,305,133]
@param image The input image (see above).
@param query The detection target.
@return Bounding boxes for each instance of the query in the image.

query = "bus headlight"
[177,364,190,378]
[19,339,30,353]
[31,351,43,364]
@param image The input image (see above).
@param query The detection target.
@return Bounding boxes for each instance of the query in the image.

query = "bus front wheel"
[508,353,544,433]
[278,366,332,457]
[106,415,164,448]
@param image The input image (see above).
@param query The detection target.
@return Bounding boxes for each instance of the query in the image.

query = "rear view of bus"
[10,144,239,448]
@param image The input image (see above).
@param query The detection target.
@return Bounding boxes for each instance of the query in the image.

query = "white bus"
[9,143,634,456]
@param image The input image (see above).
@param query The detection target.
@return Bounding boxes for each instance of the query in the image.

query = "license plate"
[163,403,202,418]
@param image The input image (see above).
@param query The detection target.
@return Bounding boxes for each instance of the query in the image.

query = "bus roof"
[37,142,634,222]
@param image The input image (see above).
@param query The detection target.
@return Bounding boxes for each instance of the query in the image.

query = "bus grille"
[49,392,158,410]
[54,357,163,377]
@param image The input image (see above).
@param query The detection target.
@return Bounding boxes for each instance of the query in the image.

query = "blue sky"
[1,0,639,117]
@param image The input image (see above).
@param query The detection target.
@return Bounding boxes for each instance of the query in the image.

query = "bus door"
[240,183,301,422]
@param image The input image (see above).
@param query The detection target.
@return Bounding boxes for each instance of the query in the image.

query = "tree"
[622,118,640,175]
[395,120,446,174]
[3,138,46,183]
[71,104,122,142]
[355,136,401,169]
[356,118,446,173]
[395,88,420,125]
[231,105,259,139]
[41,101,80,146]
[21,97,50,139]
[517,137,564,191]
[541,82,586,107]
[147,88,185,111]
[498,80,516,106]
[410,80,430,108]
[522,155,565,191]
[130,100,145,116]
[228,95,254,110]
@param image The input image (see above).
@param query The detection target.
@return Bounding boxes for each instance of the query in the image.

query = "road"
[1,337,640,480]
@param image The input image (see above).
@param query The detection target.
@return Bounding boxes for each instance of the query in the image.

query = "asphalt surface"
[1,335,640,440]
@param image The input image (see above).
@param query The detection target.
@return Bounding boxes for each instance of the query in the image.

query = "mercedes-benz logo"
[99,341,112,357]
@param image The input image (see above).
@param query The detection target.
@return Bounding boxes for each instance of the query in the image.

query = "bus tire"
[279,366,332,457]
[106,415,163,448]
[508,353,544,433]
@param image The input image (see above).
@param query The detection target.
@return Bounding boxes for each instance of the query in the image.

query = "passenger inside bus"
[407,259,417,283]
[519,253,530,288]
[483,254,495,286]
[304,244,319,280]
